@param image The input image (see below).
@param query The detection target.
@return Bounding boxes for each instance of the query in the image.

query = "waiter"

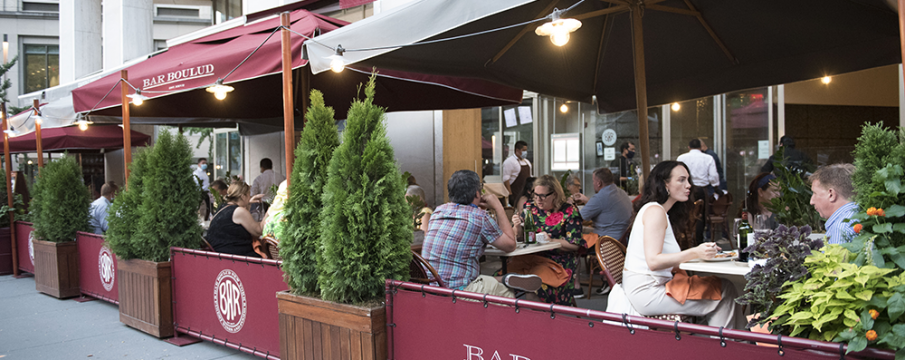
[502,140,532,206]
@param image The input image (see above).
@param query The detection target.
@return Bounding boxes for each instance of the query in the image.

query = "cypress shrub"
[105,148,151,259]
[852,122,905,210]
[319,74,412,303]
[279,89,340,294]
[30,155,91,242]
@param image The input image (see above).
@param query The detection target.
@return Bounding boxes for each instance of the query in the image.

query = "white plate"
[703,252,738,262]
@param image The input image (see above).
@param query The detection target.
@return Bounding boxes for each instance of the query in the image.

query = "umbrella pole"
[899,0,905,94]
[631,4,651,180]
[280,12,295,189]
[1,103,19,277]
[121,70,132,189]
[33,99,43,172]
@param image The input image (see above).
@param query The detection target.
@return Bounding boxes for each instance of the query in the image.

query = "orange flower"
[853,224,863,234]
[877,208,885,217]
[869,309,879,319]
[866,330,878,341]
[867,207,877,216]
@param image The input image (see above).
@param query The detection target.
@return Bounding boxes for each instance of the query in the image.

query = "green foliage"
[765,147,824,232]
[0,56,19,104]
[852,123,905,210]
[105,148,151,259]
[279,89,340,294]
[559,171,572,198]
[184,127,214,160]
[319,74,412,303]
[770,245,905,355]
[0,170,27,228]
[30,155,91,242]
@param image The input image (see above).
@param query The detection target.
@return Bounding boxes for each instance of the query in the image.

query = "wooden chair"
[707,192,733,242]
[677,199,704,250]
[409,250,446,288]
[264,236,281,261]
[200,236,215,252]
[594,235,694,323]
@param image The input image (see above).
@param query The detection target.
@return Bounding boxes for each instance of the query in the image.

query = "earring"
[667,188,671,196]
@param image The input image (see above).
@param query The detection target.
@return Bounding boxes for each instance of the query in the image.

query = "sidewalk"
[0,274,256,360]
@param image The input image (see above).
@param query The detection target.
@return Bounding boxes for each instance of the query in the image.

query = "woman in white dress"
[622,161,745,329]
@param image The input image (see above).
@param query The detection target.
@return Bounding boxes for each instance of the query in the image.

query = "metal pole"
[1,103,18,277]
[121,70,132,189]
[280,12,295,189]
[33,99,43,171]
[630,4,651,180]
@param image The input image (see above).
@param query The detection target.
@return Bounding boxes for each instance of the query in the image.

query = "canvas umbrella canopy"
[305,0,902,177]
[0,125,151,154]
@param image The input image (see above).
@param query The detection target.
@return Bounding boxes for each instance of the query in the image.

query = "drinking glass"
[731,218,742,250]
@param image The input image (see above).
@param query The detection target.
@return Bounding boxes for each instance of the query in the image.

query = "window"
[22,2,58,12]
[214,130,243,181]
[213,0,242,24]
[23,44,59,93]
[154,40,168,51]
[157,7,200,18]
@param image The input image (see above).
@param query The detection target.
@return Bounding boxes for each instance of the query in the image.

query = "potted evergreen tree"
[105,131,201,338]
[29,155,91,298]
[278,76,412,360]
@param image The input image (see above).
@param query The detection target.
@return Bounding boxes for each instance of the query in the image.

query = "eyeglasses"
[533,191,555,201]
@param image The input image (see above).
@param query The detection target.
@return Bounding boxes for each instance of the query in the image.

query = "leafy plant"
[737,225,823,329]
[0,56,19,104]
[764,147,824,232]
[0,170,28,228]
[279,89,340,294]
[319,74,412,304]
[559,171,572,198]
[30,155,91,242]
[852,123,905,211]
[106,149,151,259]
[769,245,905,356]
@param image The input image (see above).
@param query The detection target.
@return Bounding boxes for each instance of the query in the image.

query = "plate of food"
[703,250,738,262]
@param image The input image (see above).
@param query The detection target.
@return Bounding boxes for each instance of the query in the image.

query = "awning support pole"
[899,0,905,109]
[121,70,132,189]
[33,99,43,172]
[280,12,295,190]
[630,3,651,181]
[1,103,19,277]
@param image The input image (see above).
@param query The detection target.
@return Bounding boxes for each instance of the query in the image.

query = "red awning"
[0,125,152,154]
[71,9,522,129]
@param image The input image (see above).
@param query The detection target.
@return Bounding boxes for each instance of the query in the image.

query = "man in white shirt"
[676,139,720,243]
[251,158,286,204]
[193,158,210,191]
[501,141,532,206]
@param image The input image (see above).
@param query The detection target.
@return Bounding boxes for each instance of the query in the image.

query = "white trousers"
[623,271,746,329]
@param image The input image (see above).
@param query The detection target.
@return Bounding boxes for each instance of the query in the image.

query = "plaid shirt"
[422,203,503,290]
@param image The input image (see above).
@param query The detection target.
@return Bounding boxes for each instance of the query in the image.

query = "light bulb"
[33,115,42,125]
[330,57,345,73]
[560,103,568,113]
[550,31,570,46]
[132,96,143,106]
[79,121,88,131]
[671,102,680,111]
[206,81,234,101]
[214,91,227,100]
[821,76,831,84]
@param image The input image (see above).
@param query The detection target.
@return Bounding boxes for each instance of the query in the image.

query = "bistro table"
[484,242,562,274]
[680,259,751,294]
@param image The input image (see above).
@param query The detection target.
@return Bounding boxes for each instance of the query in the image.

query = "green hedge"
[30,155,91,242]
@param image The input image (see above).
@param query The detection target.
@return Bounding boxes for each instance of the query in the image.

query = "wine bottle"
[524,210,536,244]
[738,209,753,262]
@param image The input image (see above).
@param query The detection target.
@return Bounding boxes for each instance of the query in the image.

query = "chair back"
[409,250,446,288]
[264,236,281,260]
[709,192,733,217]
[200,236,215,252]
[595,236,627,288]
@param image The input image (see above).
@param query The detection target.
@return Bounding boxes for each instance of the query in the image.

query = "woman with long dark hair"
[621,161,745,329]
[741,172,780,229]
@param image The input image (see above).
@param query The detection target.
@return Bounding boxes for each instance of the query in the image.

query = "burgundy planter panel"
[77,232,118,304]
[386,281,893,360]
[171,248,287,358]
[0,227,11,275]
[15,222,35,274]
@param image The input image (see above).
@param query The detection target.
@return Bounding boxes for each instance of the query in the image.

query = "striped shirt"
[421,203,503,290]
[825,201,859,245]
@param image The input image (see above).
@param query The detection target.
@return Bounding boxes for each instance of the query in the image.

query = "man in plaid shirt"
[422,170,541,297]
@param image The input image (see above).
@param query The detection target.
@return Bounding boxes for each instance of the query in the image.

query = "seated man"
[809,164,858,244]
[422,170,541,297]
[89,181,118,235]
[573,168,633,239]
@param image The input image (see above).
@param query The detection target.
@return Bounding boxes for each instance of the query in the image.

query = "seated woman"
[207,182,266,258]
[514,177,536,215]
[510,175,586,305]
[622,161,745,329]
[740,172,779,229]
[405,182,432,231]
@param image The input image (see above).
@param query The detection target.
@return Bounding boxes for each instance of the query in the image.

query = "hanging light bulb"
[671,102,681,111]
[535,9,582,47]
[328,45,346,73]
[206,79,234,101]
[75,118,93,131]
[560,103,568,113]
[127,90,150,106]
[821,76,832,84]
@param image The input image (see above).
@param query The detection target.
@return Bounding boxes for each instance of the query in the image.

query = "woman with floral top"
[510,174,586,305]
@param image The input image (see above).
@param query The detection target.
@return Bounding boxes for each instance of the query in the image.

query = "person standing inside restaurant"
[677,138,719,242]
[89,181,118,235]
[610,141,636,190]
[810,164,858,244]
[422,170,542,297]
[621,161,745,329]
[250,158,285,221]
[761,136,815,174]
[193,158,210,191]
[700,139,727,191]
[502,140,532,206]
[511,175,587,305]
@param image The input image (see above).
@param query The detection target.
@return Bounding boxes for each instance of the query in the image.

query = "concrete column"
[61,0,103,83]
[103,0,153,69]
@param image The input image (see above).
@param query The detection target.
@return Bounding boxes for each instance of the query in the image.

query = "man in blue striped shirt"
[809,164,858,245]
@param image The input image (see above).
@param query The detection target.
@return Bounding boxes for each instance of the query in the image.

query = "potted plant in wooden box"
[105,131,201,338]
[29,155,91,298]
[0,170,27,275]
[278,79,412,360]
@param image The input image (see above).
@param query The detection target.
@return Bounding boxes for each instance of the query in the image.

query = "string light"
[206,79,234,100]
[535,9,581,47]
[560,103,568,113]
[821,76,832,84]
[76,119,93,131]
[328,45,345,73]
[127,90,149,106]
[671,102,681,111]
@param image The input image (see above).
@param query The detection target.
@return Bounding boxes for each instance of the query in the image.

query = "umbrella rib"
[592,2,615,93]
[490,0,564,65]
[681,0,736,63]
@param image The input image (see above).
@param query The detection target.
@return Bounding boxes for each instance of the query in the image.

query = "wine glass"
[731,218,742,250]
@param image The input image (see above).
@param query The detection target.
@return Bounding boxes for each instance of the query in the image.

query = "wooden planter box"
[277,291,386,360]
[33,239,80,299]
[117,257,174,338]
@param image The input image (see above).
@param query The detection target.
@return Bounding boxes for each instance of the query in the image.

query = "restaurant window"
[23,44,59,93]
[213,0,242,24]
[480,97,535,183]
[587,107,662,195]
[22,1,58,12]
[214,130,243,181]
[724,88,771,216]
[669,97,715,161]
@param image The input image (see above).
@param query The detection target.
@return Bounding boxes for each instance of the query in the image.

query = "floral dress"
[520,202,586,305]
